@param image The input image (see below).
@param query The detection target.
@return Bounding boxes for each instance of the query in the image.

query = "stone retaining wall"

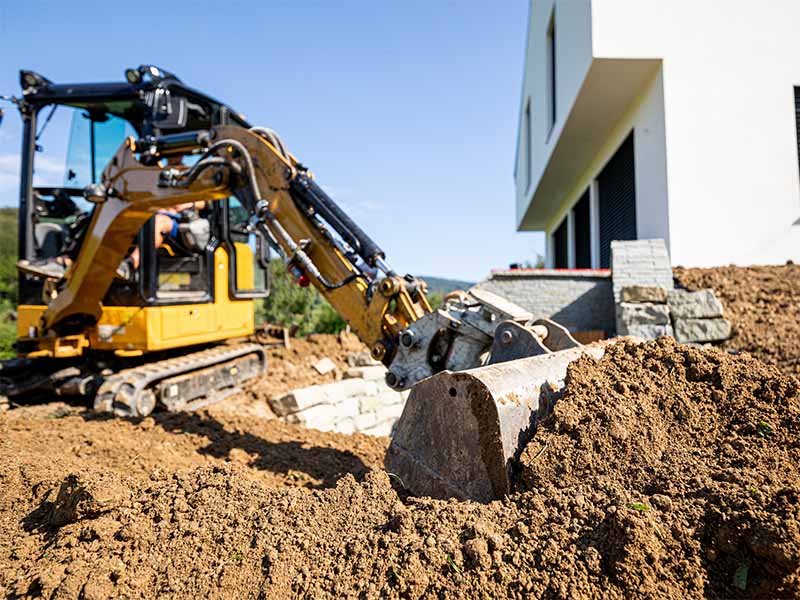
[269,365,408,437]
[475,269,614,337]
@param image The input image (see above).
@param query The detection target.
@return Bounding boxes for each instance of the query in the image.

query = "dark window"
[794,87,800,176]
[573,189,591,268]
[546,11,556,132]
[598,133,637,268]
[553,218,568,268]
[524,98,532,189]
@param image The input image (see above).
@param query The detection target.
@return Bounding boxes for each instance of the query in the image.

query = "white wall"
[515,0,593,226]
[542,66,670,267]
[592,0,800,265]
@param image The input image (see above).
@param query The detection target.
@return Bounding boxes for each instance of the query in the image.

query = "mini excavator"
[1,67,602,501]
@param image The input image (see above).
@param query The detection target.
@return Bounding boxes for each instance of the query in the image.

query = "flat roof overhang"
[519,58,662,230]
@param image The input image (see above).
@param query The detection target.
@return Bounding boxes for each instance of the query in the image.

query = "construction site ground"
[1,265,799,599]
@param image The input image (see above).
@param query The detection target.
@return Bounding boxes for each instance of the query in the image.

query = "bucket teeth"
[385,344,607,502]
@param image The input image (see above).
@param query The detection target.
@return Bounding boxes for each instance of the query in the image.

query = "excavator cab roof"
[17,65,251,136]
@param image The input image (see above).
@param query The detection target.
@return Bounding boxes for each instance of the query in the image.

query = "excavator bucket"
[385,344,608,502]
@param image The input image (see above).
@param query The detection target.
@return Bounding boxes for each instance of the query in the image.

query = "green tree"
[259,259,346,335]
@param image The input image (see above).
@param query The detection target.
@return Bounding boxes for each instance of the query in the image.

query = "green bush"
[0,301,16,359]
[0,209,17,303]
[259,259,346,336]
[0,210,18,358]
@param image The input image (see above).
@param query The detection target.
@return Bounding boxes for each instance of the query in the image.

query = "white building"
[515,0,800,268]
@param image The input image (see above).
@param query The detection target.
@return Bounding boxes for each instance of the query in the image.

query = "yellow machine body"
[16,246,256,358]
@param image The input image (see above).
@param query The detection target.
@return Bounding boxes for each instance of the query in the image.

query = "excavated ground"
[675,263,800,378]
[2,335,798,599]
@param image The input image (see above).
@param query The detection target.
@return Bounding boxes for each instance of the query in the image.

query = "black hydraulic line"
[136,130,210,155]
[170,157,240,188]
[254,204,360,291]
[289,173,385,267]
[194,137,365,291]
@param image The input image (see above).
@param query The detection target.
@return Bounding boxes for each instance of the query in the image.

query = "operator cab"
[10,66,270,308]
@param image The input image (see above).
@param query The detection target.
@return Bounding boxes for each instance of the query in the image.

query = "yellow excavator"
[1,66,600,501]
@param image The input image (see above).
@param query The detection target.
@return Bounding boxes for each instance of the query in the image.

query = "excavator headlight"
[125,68,142,84]
[82,183,107,204]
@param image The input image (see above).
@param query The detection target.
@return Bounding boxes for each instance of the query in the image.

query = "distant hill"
[419,275,474,295]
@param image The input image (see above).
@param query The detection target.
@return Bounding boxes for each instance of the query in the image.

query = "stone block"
[312,357,337,375]
[269,386,329,416]
[332,396,361,419]
[343,365,387,381]
[673,318,731,343]
[284,403,339,431]
[361,420,396,437]
[333,418,357,434]
[611,239,674,302]
[346,351,381,367]
[620,285,668,304]
[668,289,724,319]
[616,302,671,335]
[374,402,405,422]
[359,391,406,413]
[623,324,674,340]
[354,412,379,431]
[270,379,378,416]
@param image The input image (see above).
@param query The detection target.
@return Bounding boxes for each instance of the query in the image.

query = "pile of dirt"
[518,337,800,598]
[675,263,800,378]
[2,338,798,598]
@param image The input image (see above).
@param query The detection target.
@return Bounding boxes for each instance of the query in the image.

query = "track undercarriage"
[0,342,267,418]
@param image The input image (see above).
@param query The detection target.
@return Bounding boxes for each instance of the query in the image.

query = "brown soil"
[2,338,798,599]
[218,330,367,417]
[675,263,800,378]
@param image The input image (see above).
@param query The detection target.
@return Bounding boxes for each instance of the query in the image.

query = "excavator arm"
[40,124,578,391]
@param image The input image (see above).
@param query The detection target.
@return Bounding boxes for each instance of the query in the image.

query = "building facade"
[515,0,800,268]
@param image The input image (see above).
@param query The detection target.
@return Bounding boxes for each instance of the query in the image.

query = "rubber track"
[94,343,266,417]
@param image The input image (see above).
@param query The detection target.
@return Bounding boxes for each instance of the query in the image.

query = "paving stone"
[346,351,381,367]
[332,396,361,419]
[374,402,405,422]
[354,412,379,431]
[673,318,731,343]
[668,289,724,319]
[361,420,396,437]
[284,403,339,431]
[620,285,668,304]
[269,379,377,416]
[343,365,387,381]
[333,418,357,434]
[312,357,337,375]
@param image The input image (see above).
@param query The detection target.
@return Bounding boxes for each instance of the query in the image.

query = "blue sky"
[0,1,543,281]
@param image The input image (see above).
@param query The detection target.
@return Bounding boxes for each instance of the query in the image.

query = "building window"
[553,217,568,268]
[598,133,637,268]
[546,10,556,133]
[794,87,800,176]
[524,98,532,190]
[573,189,591,268]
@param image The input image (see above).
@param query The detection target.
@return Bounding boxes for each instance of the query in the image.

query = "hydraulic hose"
[289,173,385,267]
[254,202,359,290]
[250,127,290,160]
[169,157,241,188]
[203,135,362,290]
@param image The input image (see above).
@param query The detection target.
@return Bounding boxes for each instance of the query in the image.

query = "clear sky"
[0,1,543,282]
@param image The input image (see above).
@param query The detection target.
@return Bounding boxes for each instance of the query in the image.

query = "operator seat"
[34,222,64,259]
